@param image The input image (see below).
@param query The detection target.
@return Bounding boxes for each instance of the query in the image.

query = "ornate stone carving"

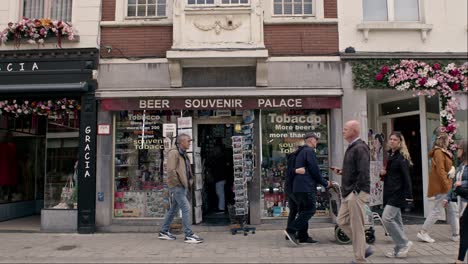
[193,16,242,35]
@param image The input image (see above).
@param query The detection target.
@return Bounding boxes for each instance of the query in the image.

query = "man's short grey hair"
[177,133,191,141]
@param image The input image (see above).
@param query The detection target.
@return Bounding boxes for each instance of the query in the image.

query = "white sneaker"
[417,231,435,243]
[385,251,397,258]
[397,241,413,257]
[451,235,460,242]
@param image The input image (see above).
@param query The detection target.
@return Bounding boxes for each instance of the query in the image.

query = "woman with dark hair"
[452,140,468,264]
[380,131,414,258]
[418,132,459,243]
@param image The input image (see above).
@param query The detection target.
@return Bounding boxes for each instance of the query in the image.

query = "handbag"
[60,176,75,205]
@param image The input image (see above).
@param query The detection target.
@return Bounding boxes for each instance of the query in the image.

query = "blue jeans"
[382,205,409,252]
[161,186,192,237]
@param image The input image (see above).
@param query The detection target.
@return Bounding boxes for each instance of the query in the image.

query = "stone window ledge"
[357,22,433,42]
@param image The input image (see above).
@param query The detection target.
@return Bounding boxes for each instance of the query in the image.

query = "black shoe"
[299,237,318,244]
[283,230,299,246]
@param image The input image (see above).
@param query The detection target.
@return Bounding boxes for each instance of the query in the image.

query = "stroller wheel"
[335,225,351,244]
[365,229,376,244]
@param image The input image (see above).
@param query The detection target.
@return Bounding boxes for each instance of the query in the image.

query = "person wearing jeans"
[418,132,459,243]
[161,186,193,238]
[159,134,203,244]
[380,132,414,258]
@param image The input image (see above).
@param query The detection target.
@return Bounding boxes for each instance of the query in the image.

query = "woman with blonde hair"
[380,131,414,258]
[417,132,459,243]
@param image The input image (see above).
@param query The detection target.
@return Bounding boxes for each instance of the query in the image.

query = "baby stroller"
[328,181,388,244]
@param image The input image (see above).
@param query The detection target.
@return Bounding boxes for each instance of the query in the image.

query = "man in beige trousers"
[331,120,373,263]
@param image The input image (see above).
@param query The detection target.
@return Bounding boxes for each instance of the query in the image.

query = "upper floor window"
[273,0,314,16]
[187,0,249,5]
[23,0,73,22]
[363,0,419,22]
[127,0,166,17]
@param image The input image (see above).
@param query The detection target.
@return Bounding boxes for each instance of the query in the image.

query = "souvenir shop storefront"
[96,96,341,229]
[0,48,98,233]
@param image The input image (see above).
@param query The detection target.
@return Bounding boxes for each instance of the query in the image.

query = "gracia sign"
[101,97,341,111]
[0,62,39,72]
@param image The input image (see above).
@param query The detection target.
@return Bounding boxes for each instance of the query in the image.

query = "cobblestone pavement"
[0,224,461,263]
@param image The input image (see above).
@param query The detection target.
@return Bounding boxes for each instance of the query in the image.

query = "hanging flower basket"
[0,17,75,48]
[0,98,80,118]
[375,60,468,152]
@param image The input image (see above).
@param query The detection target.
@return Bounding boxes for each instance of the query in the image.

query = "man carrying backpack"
[284,132,330,245]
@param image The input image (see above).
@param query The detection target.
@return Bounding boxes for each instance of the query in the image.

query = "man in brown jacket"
[159,133,204,244]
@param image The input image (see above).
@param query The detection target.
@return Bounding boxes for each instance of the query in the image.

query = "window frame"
[363,0,422,22]
[186,0,250,7]
[21,0,73,22]
[125,0,167,19]
[271,0,315,17]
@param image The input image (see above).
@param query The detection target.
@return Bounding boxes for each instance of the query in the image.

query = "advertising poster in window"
[368,129,385,206]
[260,110,329,218]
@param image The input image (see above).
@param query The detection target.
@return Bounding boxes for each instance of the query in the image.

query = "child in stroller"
[328,181,388,244]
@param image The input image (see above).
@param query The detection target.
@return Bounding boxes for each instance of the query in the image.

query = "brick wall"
[102,0,116,21]
[324,0,337,19]
[100,27,173,58]
[264,24,338,56]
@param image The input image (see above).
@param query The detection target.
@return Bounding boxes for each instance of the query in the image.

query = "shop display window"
[113,110,180,218]
[0,131,44,205]
[260,110,330,218]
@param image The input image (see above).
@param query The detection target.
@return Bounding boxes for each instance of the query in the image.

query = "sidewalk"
[0,224,460,263]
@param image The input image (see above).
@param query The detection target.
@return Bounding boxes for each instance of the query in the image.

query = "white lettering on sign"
[268,113,321,126]
[0,62,40,72]
[139,99,170,109]
[184,99,242,109]
[258,98,302,108]
[84,126,92,178]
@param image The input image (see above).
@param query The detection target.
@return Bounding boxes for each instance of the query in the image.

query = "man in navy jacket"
[284,132,329,245]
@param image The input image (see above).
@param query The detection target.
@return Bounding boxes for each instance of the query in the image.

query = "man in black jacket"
[284,132,329,245]
[332,120,373,263]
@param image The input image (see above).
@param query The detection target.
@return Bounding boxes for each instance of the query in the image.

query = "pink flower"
[449,69,460,76]
[375,73,384,81]
[433,63,441,70]
[380,66,390,75]
[450,83,460,91]
[419,78,427,86]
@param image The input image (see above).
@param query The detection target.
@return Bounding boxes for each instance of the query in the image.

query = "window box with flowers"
[0,17,77,48]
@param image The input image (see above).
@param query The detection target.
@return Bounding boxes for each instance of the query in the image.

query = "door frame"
[376,96,440,217]
[191,116,241,224]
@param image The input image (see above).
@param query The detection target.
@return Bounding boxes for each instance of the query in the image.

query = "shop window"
[260,109,330,218]
[113,110,181,218]
[23,0,73,22]
[363,0,419,22]
[127,0,166,17]
[273,0,314,16]
[0,131,45,205]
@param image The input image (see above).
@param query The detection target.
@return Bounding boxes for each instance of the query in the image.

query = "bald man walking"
[333,120,373,263]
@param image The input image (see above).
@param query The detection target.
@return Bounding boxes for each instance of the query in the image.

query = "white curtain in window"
[363,0,388,21]
[394,0,419,21]
[50,0,73,22]
[23,0,44,19]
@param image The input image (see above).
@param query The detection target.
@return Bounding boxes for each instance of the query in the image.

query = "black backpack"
[285,145,305,194]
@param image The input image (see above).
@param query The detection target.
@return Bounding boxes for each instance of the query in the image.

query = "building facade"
[338,0,468,217]
[96,0,352,231]
[0,0,101,233]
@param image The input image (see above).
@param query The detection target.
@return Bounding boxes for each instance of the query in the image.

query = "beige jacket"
[166,147,193,189]
[427,147,453,197]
